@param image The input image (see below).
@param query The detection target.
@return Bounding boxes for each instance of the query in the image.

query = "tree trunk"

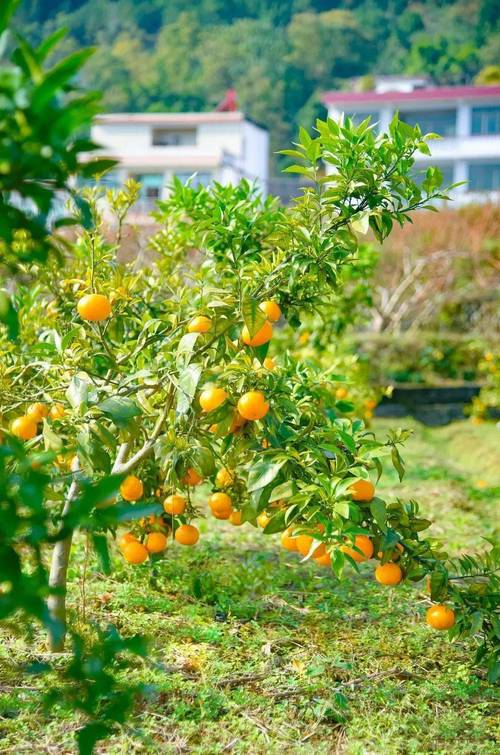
[46,444,130,652]
[47,480,78,652]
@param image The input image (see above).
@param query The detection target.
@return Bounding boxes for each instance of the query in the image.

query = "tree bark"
[47,479,79,652]
[46,443,131,652]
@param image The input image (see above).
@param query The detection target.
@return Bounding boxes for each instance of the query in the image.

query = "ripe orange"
[335,387,348,400]
[163,494,186,516]
[340,534,373,562]
[365,398,377,410]
[77,293,112,322]
[364,410,373,420]
[229,412,247,433]
[375,562,403,586]
[281,529,297,551]
[242,320,273,347]
[119,532,137,551]
[229,511,243,526]
[11,415,38,441]
[183,468,203,486]
[175,524,199,545]
[146,532,168,554]
[259,301,281,322]
[426,604,456,630]
[199,387,228,412]
[209,492,232,514]
[349,479,375,502]
[120,475,144,501]
[237,391,269,421]
[315,551,331,567]
[27,402,48,423]
[213,509,232,520]
[49,403,65,421]
[140,515,163,527]
[215,467,234,487]
[123,541,149,564]
[377,543,404,561]
[257,511,271,528]
[296,535,326,558]
[263,356,276,370]
[187,315,211,333]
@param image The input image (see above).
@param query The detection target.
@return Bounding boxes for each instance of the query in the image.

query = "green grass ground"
[1,419,499,754]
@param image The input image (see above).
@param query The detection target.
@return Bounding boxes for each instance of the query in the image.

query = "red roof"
[322,85,500,105]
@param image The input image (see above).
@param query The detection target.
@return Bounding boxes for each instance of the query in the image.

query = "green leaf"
[391,446,405,482]
[241,297,266,339]
[268,480,295,502]
[370,499,387,531]
[429,569,448,601]
[176,363,202,415]
[330,549,345,579]
[263,511,287,534]
[0,292,19,340]
[334,501,350,519]
[36,27,67,61]
[351,211,370,235]
[102,501,163,524]
[31,48,95,111]
[77,722,111,755]
[98,397,141,427]
[247,460,286,492]
[66,376,89,412]
[177,332,199,363]
[80,158,119,178]
[0,0,20,34]
[92,533,111,575]
[42,420,63,452]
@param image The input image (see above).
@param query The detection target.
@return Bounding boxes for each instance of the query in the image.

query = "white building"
[322,82,500,203]
[91,111,269,216]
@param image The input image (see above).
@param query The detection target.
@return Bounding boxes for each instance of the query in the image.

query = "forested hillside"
[16,1,500,162]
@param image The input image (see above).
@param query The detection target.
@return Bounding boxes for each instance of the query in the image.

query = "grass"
[1,419,499,754]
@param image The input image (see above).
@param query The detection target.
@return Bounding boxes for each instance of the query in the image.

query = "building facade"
[322,83,500,202]
[91,111,269,217]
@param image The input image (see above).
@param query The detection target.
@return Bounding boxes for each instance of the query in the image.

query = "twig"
[268,668,418,699]
[215,671,268,689]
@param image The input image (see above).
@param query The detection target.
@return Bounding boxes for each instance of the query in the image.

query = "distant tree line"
[16,0,500,169]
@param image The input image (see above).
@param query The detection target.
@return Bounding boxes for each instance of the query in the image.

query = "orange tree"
[2,117,499,682]
[0,6,149,753]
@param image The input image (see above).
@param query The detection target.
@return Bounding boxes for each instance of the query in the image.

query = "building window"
[471,106,500,135]
[131,173,164,200]
[414,163,455,187]
[468,163,500,191]
[400,109,456,137]
[152,128,196,146]
[175,172,213,188]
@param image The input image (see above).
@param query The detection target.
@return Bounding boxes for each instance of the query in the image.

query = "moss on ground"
[0,419,499,754]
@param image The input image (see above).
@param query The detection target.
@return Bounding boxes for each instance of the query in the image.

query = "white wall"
[242,122,269,190]
[326,100,500,202]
